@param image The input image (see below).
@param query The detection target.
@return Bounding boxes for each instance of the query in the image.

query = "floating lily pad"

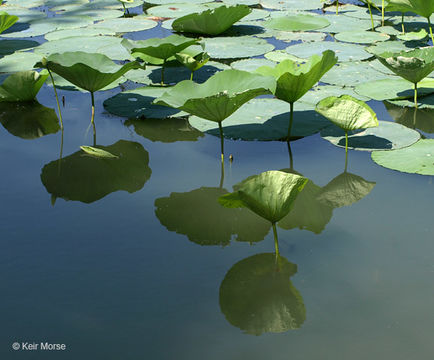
[384,101,434,133]
[261,0,322,10]
[335,30,390,44]
[220,253,305,335]
[285,41,370,62]
[125,117,204,142]
[397,29,428,41]
[45,27,116,41]
[319,14,381,33]
[377,25,402,35]
[264,14,330,32]
[103,86,184,119]
[0,51,41,73]
[300,85,370,105]
[386,94,434,109]
[320,120,421,151]
[54,9,124,21]
[203,36,274,59]
[231,58,276,72]
[189,98,330,141]
[366,40,423,56]
[355,78,434,100]
[146,3,221,18]
[91,17,157,33]
[154,187,271,246]
[41,140,152,204]
[0,101,60,140]
[371,139,434,175]
[258,30,327,42]
[264,50,303,63]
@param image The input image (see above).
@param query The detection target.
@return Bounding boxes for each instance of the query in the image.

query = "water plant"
[0,70,48,102]
[175,48,210,81]
[172,5,251,35]
[0,11,18,34]
[118,0,134,16]
[154,69,276,162]
[360,0,380,30]
[218,171,308,255]
[123,35,200,85]
[375,47,434,108]
[256,50,337,139]
[35,52,140,134]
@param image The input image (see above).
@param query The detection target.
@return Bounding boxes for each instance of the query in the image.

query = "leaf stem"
[48,68,63,130]
[344,131,349,172]
[218,121,224,163]
[414,82,418,109]
[428,17,434,44]
[272,222,279,256]
[336,1,338,15]
[401,14,405,34]
[288,102,294,140]
[219,159,225,189]
[287,139,294,171]
[190,71,193,81]
[368,3,374,31]
[91,91,96,146]
[381,0,384,26]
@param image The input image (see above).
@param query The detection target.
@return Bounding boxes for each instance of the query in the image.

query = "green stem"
[401,14,405,34]
[218,121,224,163]
[428,17,434,44]
[336,1,338,15]
[288,102,294,140]
[122,2,126,16]
[190,71,193,81]
[272,223,279,256]
[287,140,294,171]
[381,0,384,27]
[48,68,64,130]
[219,159,225,189]
[414,82,418,109]
[344,131,348,172]
[91,92,96,146]
[368,4,374,31]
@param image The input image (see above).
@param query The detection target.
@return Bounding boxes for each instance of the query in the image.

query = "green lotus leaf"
[34,51,140,93]
[41,140,152,204]
[0,70,48,102]
[371,139,434,175]
[315,95,379,132]
[256,50,338,104]
[172,5,251,35]
[125,35,200,61]
[320,120,420,151]
[175,49,210,73]
[0,101,60,139]
[334,31,390,44]
[219,171,308,224]
[397,29,428,41]
[0,11,19,34]
[375,47,434,84]
[317,172,376,208]
[154,69,276,123]
[219,253,305,335]
[154,187,271,246]
[202,36,274,59]
[387,0,434,20]
[263,14,330,31]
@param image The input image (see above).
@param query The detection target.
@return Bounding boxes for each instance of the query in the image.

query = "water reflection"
[384,102,434,134]
[154,187,270,246]
[0,101,60,139]
[219,253,305,335]
[125,117,204,142]
[41,140,151,204]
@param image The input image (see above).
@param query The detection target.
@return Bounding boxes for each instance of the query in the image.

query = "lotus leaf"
[264,14,330,32]
[172,5,251,35]
[146,3,221,19]
[397,29,428,41]
[0,70,48,102]
[40,140,151,204]
[371,139,434,175]
[334,31,390,44]
[219,253,305,335]
[231,58,276,72]
[261,0,322,10]
[0,39,40,56]
[0,12,18,34]
[175,48,210,80]
[154,187,271,246]
[80,146,118,158]
[202,36,274,59]
[319,14,381,33]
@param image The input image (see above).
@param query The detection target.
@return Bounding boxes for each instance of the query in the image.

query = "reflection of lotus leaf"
[0,70,48,102]
[0,101,60,140]
[384,101,434,133]
[317,172,376,208]
[154,187,271,246]
[41,140,151,204]
[219,253,305,335]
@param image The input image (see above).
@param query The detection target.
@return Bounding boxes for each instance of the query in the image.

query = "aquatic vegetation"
[219,171,308,254]
[154,69,276,161]
[374,47,434,108]
[256,50,337,139]
[264,14,330,31]
[172,5,251,35]
[219,253,305,335]
[359,0,380,30]
[175,48,210,81]
[0,12,18,34]
[316,95,379,155]
[118,0,134,16]
[0,70,48,102]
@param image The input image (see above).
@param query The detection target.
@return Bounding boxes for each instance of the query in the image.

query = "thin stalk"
[190,71,193,81]
[48,68,64,130]
[272,223,279,256]
[288,102,294,140]
[122,2,126,16]
[219,159,225,189]
[381,0,384,26]
[401,14,405,34]
[413,107,417,128]
[336,1,338,15]
[368,4,374,31]
[287,140,294,171]
[344,131,348,172]
[218,121,224,163]
[57,128,64,176]
[428,17,434,44]
[90,92,96,146]
[414,82,418,109]
[161,59,166,85]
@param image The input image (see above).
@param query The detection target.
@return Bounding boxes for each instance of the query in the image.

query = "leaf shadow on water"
[219,253,305,335]
[146,63,226,84]
[41,140,151,204]
[338,134,393,150]
[384,101,434,134]
[0,39,40,57]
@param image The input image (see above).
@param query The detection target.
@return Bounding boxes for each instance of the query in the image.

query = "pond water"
[0,1,433,360]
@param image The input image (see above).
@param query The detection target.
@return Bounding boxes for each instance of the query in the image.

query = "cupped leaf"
[41,140,151,204]
[154,69,276,123]
[0,70,48,102]
[371,139,434,175]
[256,50,337,104]
[175,49,210,72]
[34,51,140,93]
[219,253,305,335]
[125,35,200,61]
[219,171,308,224]
[172,5,251,35]
[0,101,60,139]
[375,47,434,84]
[0,12,19,34]
[315,95,379,132]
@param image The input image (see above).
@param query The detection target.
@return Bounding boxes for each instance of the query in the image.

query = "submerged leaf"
[80,146,119,158]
